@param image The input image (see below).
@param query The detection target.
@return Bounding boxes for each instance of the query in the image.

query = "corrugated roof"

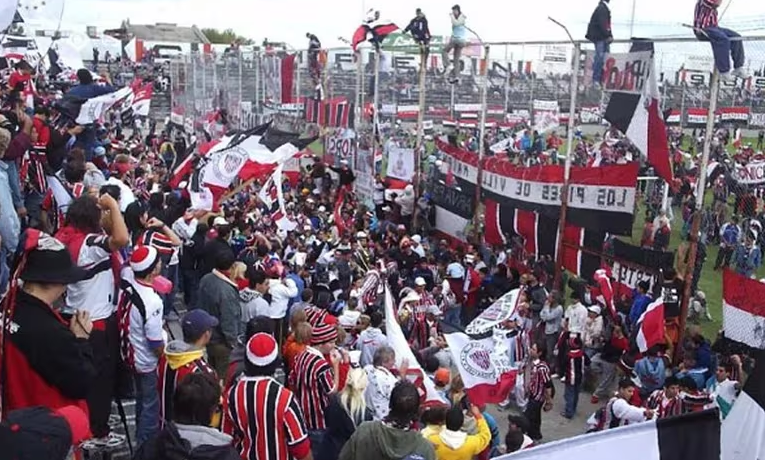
[127,23,209,44]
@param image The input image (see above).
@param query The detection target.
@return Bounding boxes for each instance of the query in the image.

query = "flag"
[131,83,153,117]
[593,269,617,320]
[281,54,296,104]
[258,163,297,232]
[443,331,518,406]
[604,49,672,184]
[75,86,133,125]
[721,350,765,460]
[304,97,355,128]
[493,410,720,460]
[610,239,676,300]
[636,296,665,353]
[722,270,765,350]
[383,286,446,406]
[351,16,399,51]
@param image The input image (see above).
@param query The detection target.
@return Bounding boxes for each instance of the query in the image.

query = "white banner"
[751,113,765,128]
[76,86,133,125]
[533,100,560,134]
[324,129,356,167]
[354,148,375,209]
[580,106,602,124]
[262,55,282,103]
[734,161,765,186]
[386,146,415,181]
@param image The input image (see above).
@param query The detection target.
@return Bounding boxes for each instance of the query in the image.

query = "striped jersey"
[304,305,330,327]
[222,376,310,460]
[527,359,552,402]
[694,0,719,29]
[157,353,217,428]
[288,347,334,430]
[646,389,683,419]
[139,229,175,256]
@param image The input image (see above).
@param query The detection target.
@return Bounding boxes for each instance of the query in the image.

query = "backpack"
[116,278,149,372]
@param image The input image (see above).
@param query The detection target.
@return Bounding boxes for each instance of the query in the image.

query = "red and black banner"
[609,239,675,299]
[304,97,355,129]
[436,139,639,236]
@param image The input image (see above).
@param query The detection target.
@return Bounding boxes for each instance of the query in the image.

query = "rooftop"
[108,21,210,44]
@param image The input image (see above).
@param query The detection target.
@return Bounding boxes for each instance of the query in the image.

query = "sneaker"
[732,67,749,80]
[551,373,560,379]
[560,376,566,382]
[719,72,734,82]
[81,432,127,451]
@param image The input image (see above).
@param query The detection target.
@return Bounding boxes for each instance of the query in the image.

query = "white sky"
[17,0,765,48]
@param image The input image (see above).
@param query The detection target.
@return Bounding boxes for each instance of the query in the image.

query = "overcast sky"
[17,0,765,48]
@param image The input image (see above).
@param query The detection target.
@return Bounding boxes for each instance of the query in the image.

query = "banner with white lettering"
[386,146,416,181]
[580,106,602,125]
[533,100,560,134]
[582,51,652,94]
[751,113,765,128]
[734,161,765,186]
[436,138,638,235]
[610,239,675,299]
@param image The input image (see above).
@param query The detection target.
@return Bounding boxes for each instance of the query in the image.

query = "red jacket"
[2,291,96,416]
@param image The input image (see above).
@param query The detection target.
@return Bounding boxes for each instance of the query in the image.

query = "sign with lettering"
[324,129,356,167]
[734,161,765,186]
[583,51,651,94]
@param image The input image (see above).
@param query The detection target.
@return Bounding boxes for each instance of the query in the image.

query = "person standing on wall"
[586,0,613,89]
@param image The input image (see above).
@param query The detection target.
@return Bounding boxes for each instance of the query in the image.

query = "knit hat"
[130,245,159,273]
[312,323,338,345]
[0,406,92,460]
[246,333,279,367]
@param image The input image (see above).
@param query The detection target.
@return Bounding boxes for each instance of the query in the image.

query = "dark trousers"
[270,317,289,350]
[207,342,232,381]
[524,399,544,441]
[699,27,744,74]
[715,245,734,269]
[180,267,199,309]
[87,314,119,438]
[592,40,610,84]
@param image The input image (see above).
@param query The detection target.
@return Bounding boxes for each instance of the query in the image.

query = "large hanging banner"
[262,54,282,103]
[436,138,639,236]
[582,51,651,93]
[324,128,356,167]
[733,162,765,186]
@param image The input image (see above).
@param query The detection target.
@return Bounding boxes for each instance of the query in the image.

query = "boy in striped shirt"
[693,0,747,81]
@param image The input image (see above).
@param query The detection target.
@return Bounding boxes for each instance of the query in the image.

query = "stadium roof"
[107,21,210,44]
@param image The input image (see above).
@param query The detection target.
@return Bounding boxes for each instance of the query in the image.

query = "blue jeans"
[2,160,23,210]
[593,41,610,85]
[134,371,160,445]
[444,305,462,327]
[564,383,580,418]
[308,429,326,459]
[700,27,744,74]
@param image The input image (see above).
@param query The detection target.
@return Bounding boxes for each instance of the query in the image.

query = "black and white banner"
[436,139,639,235]
[733,161,765,186]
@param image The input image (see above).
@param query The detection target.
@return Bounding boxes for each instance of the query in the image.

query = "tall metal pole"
[238,49,243,129]
[295,50,302,103]
[504,46,511,115]
[676,70,720,362]
[474,45,490,229]
[372,48,381,157]
[630,0,637,38]
[413,45,428,229]
[549,18,579,290]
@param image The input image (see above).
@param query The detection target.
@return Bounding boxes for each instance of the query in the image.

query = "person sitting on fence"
[306,33,322,87]
[403,8,431,58]
[442,4,467,85]
[585,0,613,89]
[693,0,747,82]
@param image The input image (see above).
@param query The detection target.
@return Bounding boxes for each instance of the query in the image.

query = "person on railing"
[403,8,431,59]
[306,32,322,88]
[693,0,747,82]
[442,4,467,85]
[585,0,612,89]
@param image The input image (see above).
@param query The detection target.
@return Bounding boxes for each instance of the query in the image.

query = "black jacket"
[202,238,234,275]
[316,394,373,460]
[404,16,431,43]
[585,1,612,43]
[134,423,240,460]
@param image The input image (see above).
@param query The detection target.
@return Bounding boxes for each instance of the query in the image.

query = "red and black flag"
[304,97,355,128]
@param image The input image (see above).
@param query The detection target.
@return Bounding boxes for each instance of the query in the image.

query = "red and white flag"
[636,297,665,353]
[443,331,518,406]
[131,83,153,117]
[723,270,765,349]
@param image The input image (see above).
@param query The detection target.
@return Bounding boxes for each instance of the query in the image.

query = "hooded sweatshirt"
[428,416,491,460]
[158,340,217,426]
[134,421,240,460]
[339,421,436,460]
[357,327,389,367]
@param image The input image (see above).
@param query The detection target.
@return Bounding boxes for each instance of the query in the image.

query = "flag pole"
[474,43,490,234]
[413,44,428,229]
[676,69,720,363]
[549,18,580,291]
[372,46,381,156]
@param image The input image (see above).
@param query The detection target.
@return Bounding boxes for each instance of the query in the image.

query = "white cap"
[356,231,368,239]
[415,277,427,286]
[587,305,602,315]
[318,206,327,212]
[213,216,228,227]
[411,234,422,244]
[446,262,465,279]
[340,159,349,165]
[427,305,441,316]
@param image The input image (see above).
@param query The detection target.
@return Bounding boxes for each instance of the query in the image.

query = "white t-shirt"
[65,234,116,321]
[565,302,589,335]
[128,279,165,374]
[364,365,398,421]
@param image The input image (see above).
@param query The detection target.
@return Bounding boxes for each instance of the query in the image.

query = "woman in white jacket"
[266,267,299,347]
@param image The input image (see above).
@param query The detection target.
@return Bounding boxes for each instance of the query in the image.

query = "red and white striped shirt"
[288,347,334,430]
[694,0,720,29]
[527,359,552,402]
[645,389,683,419]
[223,376,310,460]
[157,352,217,428]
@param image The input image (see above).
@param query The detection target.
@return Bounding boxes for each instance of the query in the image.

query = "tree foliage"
[201,28,254,45]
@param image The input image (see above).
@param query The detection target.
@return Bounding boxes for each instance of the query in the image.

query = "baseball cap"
[434,368,451,386]
[415,277,427,286]
[446,262,465,279]
[181,309,219,339]
[19,231,89,285]
[0,406,92,460]
[213,216,228,227]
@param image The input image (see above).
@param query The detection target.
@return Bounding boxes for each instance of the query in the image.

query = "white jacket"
[267,278,298,319]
